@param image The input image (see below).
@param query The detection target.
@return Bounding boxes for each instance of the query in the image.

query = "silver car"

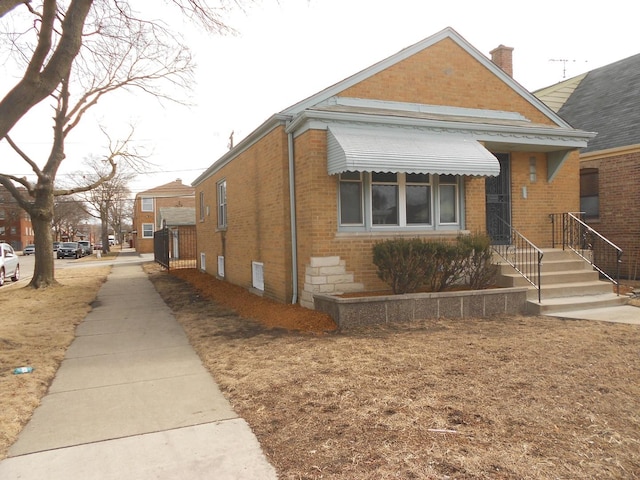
[0,242,20,286]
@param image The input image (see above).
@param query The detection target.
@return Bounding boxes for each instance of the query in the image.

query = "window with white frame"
[142,223,154,238]
[141,197,153,212]
[217,179,227,228]
[252,261,264,291]
[338,172,461,230]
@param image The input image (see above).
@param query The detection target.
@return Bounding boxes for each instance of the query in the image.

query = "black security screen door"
[485,153,511,245]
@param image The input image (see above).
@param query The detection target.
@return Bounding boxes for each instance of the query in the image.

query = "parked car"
[78,241,92,257]
[94,242,103,251]
[53,241,61,252]
[57,242,82,259]
[23,244,35,255]
[0,242,20,286]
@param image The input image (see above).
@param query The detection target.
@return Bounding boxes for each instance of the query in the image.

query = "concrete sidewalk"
[0,251,277,479]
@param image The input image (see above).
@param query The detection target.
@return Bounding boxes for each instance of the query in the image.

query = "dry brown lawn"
[0,263,111,459]
[153,267,640,480]
[2,259,640,479]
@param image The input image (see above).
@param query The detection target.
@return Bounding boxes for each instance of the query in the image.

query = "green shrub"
[372,234,497,294]
[458,233,498,289]
[372,238,434,294]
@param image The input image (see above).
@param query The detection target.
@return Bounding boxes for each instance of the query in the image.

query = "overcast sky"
[2,0,638,196]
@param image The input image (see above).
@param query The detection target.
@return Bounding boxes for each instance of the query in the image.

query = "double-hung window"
[217,180,227,228]
[338,172,461,231]
[141,197,153,212]
[142,223,154,238]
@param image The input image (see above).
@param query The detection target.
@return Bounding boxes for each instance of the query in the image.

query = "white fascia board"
[320,97,530,122]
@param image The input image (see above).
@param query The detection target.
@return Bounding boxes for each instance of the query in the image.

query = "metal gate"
[486,153,511,245]
[154,226,197,270]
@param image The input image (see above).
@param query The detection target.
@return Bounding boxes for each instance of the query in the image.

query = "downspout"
[288,131,298,304]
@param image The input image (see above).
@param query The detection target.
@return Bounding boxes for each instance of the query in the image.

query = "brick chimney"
[490,44,514,77]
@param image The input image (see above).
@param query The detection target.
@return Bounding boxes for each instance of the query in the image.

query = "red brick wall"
[581,148,640,278]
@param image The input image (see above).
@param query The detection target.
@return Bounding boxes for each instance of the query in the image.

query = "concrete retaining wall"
[314,287,528,329]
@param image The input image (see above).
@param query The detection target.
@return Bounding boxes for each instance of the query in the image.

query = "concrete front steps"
[495,248,628,315]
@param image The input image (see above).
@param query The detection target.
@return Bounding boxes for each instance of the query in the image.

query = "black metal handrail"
[549,212,622,295]
[491,218,544,303]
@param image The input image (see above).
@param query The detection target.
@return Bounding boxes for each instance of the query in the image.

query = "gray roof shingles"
[557,53,640,153]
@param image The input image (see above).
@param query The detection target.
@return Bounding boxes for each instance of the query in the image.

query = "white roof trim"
[288,110,596,151]
[319,97,530,122]
[327,125,501,177]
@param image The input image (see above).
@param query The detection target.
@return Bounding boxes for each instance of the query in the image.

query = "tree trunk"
[101,214,110,254]
[29,184,57,288]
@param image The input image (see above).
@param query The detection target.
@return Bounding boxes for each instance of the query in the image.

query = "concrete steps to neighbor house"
[494,248,628,315]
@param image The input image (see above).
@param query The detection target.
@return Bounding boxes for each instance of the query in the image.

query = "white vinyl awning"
[327,125,501,176]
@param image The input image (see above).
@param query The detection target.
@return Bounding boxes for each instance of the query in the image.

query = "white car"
[0,242,20,286]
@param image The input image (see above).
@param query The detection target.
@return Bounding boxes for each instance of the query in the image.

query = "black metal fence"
[153,226,197,270]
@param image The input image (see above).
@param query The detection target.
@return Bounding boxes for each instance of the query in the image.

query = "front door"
[486,153,511,245]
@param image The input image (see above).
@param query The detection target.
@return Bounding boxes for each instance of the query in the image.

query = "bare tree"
[52,195,91,241]
[75,156,135,253]
[109,190,133,248]
[0,1,241,287]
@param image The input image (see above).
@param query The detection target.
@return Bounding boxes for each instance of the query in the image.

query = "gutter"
[288,130,298,304]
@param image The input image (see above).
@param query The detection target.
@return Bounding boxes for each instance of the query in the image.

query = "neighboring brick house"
[0,186,34,250]
[193,27,593,308]
[535,53,640,279]
[132,179,195,253]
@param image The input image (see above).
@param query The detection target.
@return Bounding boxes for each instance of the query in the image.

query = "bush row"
[372,234,497,294]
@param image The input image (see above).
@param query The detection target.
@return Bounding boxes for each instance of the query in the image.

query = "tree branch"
[0,176,32,211]
[0,0,92,139]
[0,0,27,19]
[4,134,45,180]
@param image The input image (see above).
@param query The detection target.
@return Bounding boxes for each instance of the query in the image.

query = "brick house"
[193,27,594,308]
[132,179,195,253]
[535,53,640,279]
[0,185,34,250]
